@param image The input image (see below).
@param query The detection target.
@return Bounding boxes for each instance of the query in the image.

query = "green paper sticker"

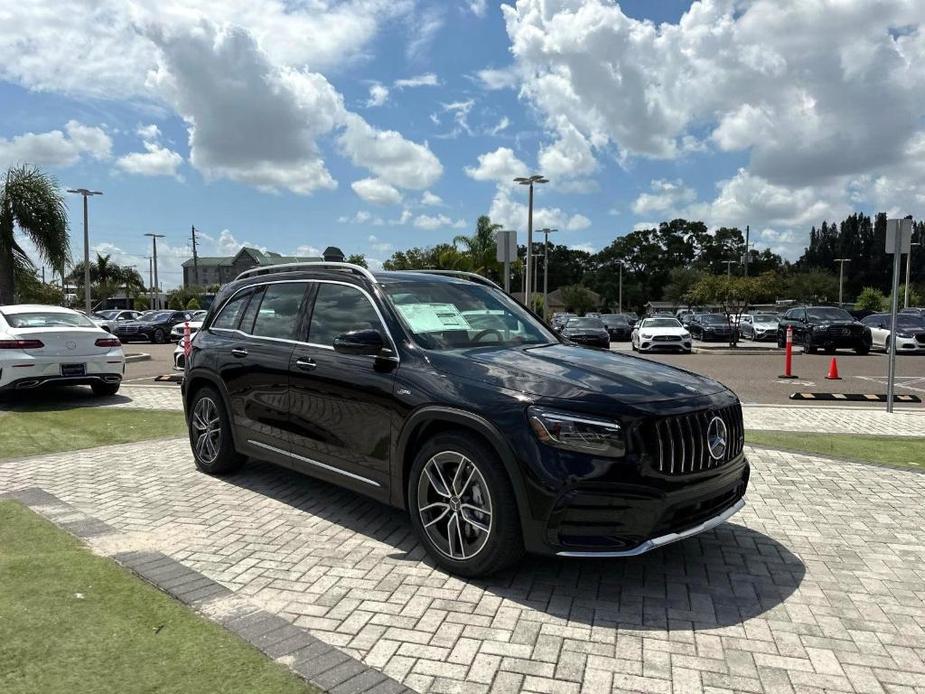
[396,303,472,333]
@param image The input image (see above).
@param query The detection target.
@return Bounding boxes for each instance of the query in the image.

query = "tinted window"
[2,311,96,328]
[699,314,727,324]
[237,286,265,334]
[643,318,682,328]
[807,307,853,321]
[211,290,252,330]
[252,283,307,340]
[309,283,383,348]
[567,318,604,329]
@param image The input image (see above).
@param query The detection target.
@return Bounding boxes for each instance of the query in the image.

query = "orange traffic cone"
[825,357,841,380]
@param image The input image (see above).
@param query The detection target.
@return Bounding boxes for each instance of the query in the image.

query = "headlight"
[528,407,625,458]
[682,332,691,339]
[640,332,652,339]
[897,332,914,339]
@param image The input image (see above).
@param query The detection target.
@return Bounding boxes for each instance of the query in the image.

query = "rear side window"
[211,290,252,330]
[251,283,307,341]
[309,284,383,348]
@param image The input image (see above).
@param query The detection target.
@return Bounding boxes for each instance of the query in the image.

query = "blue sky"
[2,1,923,288]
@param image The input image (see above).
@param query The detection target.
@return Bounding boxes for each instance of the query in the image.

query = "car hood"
[427,343,727,404]
[564,328,607,336]
[812,319,861,327]
[753,321,778,329]
[117,320,164,329]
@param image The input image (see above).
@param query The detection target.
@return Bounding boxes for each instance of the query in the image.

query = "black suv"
[777,306,871,354]
[113,310,192,344]
[182,263,748,576]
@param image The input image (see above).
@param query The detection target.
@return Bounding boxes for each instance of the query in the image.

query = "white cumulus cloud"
[0,120,111,168]
[351,177,402,205]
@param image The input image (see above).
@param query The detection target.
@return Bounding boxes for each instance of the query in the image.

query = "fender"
[391,405,535,538]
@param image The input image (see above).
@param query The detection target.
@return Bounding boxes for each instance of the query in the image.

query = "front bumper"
[639,339,692,351]
[568,336,610,348]
[557,498,745,557]
[892,336,925,352]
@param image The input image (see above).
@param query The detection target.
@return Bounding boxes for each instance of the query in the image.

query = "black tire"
[777,332,785,348]
[153,329,166,344]
[408,431,523,577]
[824,345,836,355]
[855,342,870,356]
[91,381,120,396]
[188,386,244,475]
[804,332,817,354]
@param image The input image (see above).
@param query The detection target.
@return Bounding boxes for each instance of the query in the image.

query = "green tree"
[346,253,368,268]
[185,297,201,310]
[663,267,704,304]
[784,270,838,303]
[855,287,886,312]
[559,285,596,314]
[0,165,70,304]
[69,253,145,308]
[454,216,500,279]
[12,267,62,304]
[688,273,780,346]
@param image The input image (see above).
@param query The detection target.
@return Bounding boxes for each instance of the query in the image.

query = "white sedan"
[169,315,205,343]
[861,313,925,353]
[0,304,125,395]
[631,317,693,353]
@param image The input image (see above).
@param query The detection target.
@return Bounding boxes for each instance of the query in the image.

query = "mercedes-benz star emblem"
[65,340,77,351]
[706,416,727,460]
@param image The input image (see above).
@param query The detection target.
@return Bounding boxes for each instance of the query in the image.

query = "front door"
[288,282,398,496]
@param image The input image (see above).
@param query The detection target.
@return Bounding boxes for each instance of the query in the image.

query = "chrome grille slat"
[644,404,743,476]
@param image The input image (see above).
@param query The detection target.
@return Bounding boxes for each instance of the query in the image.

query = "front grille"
[118,325,138,334]
[825,326,852,337]
[915,333,925,344]
[653,335,681,342]
[641,404,744,475]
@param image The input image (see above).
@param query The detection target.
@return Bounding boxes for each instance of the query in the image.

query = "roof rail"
[405,270,503,291]
[235,261,377,283]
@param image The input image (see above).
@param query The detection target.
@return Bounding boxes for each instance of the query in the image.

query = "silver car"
[739,313,779,341]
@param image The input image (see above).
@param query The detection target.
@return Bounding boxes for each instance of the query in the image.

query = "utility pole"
[191,224,200,287]
[905,241,920,309]
[144,233,165,309]
[834,258,850,306]
[41,266,45,283]
[540,228,558,320]
[514,174,549,311]
[66,187,103,315]
[722,260,737,278]
[743,224,750,277]
[617,260,624,314]
[147,256,154,309]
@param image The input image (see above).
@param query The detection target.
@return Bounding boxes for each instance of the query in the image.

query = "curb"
[124,353,151,363]
[0,488,412,694]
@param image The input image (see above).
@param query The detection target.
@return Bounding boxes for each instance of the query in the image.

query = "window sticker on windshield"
[396,303,473,333]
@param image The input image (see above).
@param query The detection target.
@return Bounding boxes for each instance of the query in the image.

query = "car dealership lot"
[2,436,924,694]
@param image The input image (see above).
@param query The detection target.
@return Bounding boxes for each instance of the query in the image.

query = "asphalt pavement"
[121,338,924,407]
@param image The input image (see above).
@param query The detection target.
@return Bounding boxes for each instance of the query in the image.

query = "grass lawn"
[746,431,925,470]
[0,501,317,694]
[0,409,187,461]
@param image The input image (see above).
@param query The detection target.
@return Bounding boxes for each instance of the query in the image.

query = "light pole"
[540,228,558,319]
[66,188,103,315]
[144,233,166,309]
[905,242,920,308]
[514,174,548,311]
[617,260,624,314]
[834,258,850,306]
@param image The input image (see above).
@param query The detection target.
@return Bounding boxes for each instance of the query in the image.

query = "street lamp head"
[514,174,548,185]
[66,188,103,196]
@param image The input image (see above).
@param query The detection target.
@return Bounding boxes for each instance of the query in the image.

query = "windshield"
[754,314,778,322]
[872,314,924,329]
[95,310,118,319]
[139,311,172,322]
[807,307,853,321]
[567,318,604,329]
[2,311,97,329]
[642,318,681,328]
[601,314,627,324]
[699,314,728,324]
[383,281,556,351]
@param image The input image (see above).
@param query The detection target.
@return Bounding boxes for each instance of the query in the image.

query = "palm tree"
[69,253,144,307]
[0,165,70,304]
[454,215,501,279]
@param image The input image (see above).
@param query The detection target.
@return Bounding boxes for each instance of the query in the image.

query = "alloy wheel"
[192,396,221,464]
[417,451,493,561]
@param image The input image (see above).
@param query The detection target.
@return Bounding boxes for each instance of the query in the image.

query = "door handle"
[231,347,248,358]
[295,357,317,371]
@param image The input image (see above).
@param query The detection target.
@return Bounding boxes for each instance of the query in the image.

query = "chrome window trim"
[248,440,381,487]
[209,278,400,362]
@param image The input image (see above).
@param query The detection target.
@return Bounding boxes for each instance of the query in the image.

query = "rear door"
[214,282,310,457]
[287,282,398,494]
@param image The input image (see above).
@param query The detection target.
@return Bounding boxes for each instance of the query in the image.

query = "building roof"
[182,246,321,268]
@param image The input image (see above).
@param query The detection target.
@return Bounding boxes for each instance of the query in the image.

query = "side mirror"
[333,328,385,356]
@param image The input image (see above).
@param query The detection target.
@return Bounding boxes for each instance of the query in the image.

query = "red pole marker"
[183,321,192,360]
[825,357,841,380]
[779,324,797,378]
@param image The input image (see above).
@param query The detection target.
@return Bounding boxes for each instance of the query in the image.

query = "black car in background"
[688,313,734,341]
[550,312,576,332]
[600,313,632,341]
[777,306,871,354]
[561,317,611,348]
[112,310,192,344]
[182,264,747,576]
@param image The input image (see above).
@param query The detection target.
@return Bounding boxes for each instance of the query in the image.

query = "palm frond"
[4,164,70,270]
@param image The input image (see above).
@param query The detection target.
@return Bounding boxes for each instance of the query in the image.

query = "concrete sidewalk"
[743,404,925,436]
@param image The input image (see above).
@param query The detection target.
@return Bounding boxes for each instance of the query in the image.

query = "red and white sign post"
[779,324,797,379]
[183,321,192,363]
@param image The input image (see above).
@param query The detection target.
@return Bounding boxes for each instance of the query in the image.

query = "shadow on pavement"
[225,459,805,631]
[0,386,133,411]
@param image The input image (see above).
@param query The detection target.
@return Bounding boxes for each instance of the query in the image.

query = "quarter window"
[309,284,383,348]
[238,286,265,334]
[211,290,252,330]
[251,283,307,341]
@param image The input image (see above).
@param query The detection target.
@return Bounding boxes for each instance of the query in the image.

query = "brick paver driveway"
[2,440,923,693]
